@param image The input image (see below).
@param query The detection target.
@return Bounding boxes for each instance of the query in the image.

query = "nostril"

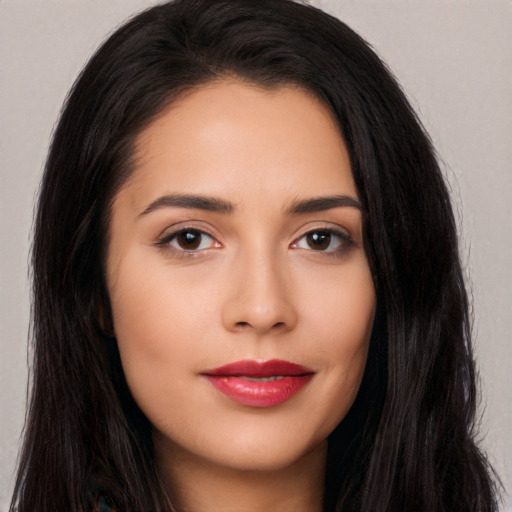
[233,320,288,331]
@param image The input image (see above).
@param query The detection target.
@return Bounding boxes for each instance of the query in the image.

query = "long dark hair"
[11,1,499,510]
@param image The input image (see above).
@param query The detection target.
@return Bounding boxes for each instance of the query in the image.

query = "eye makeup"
[154,223,355,261]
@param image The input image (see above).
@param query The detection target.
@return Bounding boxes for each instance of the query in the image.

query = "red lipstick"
[202,359,314,407]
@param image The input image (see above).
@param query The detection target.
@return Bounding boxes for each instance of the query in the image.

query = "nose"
[221,248,298,336]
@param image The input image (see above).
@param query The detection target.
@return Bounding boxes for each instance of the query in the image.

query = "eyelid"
[155,225,222,255]
[290,226,354,256]
[155,218,218,239]
[154,222,355,258]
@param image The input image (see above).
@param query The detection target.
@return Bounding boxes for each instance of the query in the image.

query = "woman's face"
[106,80,375,475]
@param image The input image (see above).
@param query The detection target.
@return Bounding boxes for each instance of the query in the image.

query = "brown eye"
[293,229,351,255]
[176,230,202,250]
[305,231,332,250]
[161,229,217,252]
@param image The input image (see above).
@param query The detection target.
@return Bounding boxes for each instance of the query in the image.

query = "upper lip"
[202,359,314,377]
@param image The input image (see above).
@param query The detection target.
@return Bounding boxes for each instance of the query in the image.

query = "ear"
[96,284,116,338]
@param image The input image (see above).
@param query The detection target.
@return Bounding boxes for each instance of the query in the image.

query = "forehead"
[120,79,356,209]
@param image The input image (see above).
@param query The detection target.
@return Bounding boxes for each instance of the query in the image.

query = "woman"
[10,0,499,510]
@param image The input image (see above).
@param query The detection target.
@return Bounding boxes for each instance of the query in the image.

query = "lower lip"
[204,374,313,407]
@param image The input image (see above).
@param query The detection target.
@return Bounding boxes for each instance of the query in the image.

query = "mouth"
[202,359,315,408]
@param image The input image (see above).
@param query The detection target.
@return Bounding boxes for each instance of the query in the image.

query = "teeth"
[240,376,284,381]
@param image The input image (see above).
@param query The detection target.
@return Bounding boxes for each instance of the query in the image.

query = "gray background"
[1,0,510,510]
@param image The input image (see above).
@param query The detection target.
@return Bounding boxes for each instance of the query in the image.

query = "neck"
[156,440,327,512]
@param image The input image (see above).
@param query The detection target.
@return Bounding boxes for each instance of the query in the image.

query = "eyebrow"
[286,195,362,214]
[139,194,235,216]
[139,193,361,217]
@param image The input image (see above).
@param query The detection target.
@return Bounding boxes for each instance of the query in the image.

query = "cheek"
[301,254,375,351]
[107,254,202,414]
[300,258,375,422]
[109,247,209,347]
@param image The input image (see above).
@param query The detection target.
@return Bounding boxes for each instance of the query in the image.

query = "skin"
[106,80,376,512]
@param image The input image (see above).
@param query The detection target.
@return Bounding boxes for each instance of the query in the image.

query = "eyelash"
[156,228,219,256]
[291,228,353,256]
[156,227,353,258]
